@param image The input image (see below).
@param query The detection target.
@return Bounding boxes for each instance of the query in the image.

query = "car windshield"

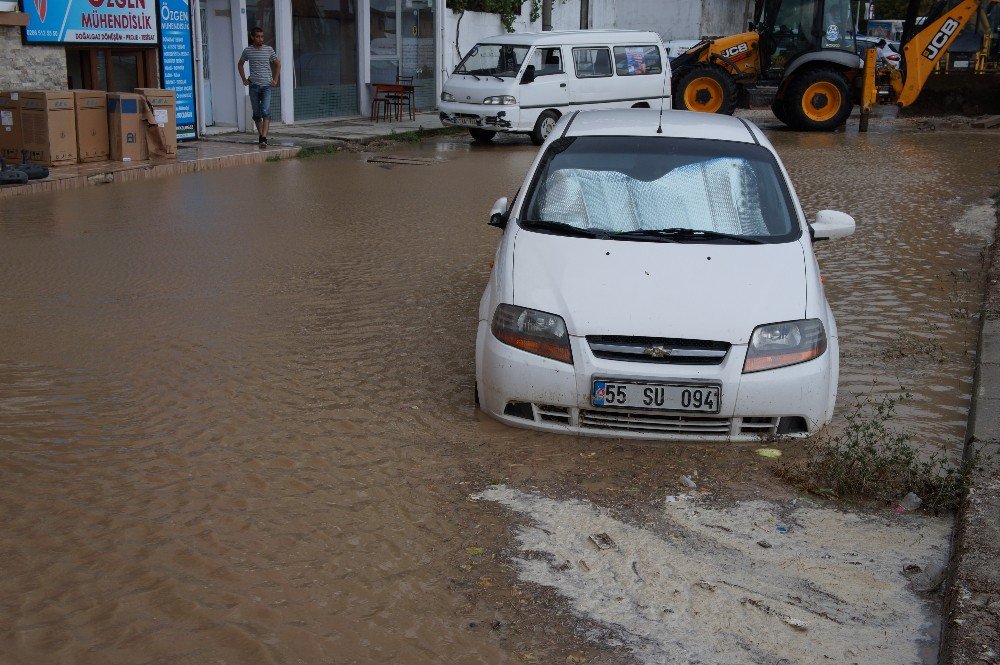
[522,136,799,242]
[455,44,530,77]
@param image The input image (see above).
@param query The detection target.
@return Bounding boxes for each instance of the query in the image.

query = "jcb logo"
[922,18,960,60]
[723,42,750,60]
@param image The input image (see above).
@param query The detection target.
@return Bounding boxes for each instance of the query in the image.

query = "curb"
[0,144,302,201]
[939,201,1000,663]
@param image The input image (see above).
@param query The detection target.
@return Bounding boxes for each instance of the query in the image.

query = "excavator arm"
[893,0,981,106]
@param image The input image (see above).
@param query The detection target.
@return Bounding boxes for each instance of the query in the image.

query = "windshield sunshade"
[523,137,799,241]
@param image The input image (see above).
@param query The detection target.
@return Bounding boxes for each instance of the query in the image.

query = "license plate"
[592,380,720,413]
[453,116,479,126]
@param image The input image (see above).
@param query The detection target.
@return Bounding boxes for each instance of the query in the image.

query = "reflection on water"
[0,126,995,662]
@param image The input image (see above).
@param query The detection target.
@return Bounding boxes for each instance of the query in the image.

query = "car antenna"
[656,66,666,134]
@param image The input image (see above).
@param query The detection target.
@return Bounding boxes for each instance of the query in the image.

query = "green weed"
[778,391,977,513]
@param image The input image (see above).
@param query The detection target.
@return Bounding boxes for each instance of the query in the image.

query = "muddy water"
[765,122,999,456]
[0,123,996,663]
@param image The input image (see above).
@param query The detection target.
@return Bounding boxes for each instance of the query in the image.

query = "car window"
[573,47,613,78]
[527,47,564,76]
[523,136,799,242]
[455,44,530,77]
[613,46,662,76]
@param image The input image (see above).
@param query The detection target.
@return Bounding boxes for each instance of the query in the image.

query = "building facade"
[2,0,748,138]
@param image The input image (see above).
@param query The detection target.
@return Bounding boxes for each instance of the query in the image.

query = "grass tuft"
[777,391,978,513]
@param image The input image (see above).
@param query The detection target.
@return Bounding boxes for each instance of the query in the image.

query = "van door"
[518,46,569,114]
[610,44,667,107]
[568,46,616,107]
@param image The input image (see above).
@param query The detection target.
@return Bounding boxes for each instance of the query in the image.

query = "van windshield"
[455,44,530,77]
[522,136,800,243]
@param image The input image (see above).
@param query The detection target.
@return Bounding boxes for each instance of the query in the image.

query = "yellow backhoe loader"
[670,0,994,130]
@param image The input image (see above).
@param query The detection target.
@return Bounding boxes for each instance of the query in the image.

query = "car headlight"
[440,91,455,102]
[743,319,827,373]
[491,304,572,364]
[483,95,516,105]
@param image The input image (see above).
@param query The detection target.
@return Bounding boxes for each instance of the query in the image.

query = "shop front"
[192,0,438,132]
[17,0,198,139]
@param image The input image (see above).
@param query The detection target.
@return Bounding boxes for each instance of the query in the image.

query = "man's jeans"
[249,83,272,122]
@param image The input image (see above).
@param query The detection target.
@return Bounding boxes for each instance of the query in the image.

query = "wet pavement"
[0,116,997,663]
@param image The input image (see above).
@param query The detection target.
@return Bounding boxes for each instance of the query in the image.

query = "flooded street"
[0,118,997,663]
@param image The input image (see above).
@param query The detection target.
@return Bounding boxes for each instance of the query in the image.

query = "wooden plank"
[971,115,1000,129]
[0,11,30,26]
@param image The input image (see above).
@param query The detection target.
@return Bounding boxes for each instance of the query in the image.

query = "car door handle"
[560,83,567,87]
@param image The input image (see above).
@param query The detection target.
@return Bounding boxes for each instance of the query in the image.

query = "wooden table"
[371,83,416,122]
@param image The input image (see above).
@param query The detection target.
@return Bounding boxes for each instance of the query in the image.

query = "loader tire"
[784,69,853,131]
[673,65,739,115]
[771,97,791,127]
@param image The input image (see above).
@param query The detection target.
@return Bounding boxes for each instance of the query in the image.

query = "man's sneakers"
[258,135,268,148]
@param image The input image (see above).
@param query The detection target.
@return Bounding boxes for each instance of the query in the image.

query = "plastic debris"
[465,547,485,556]
[757,540,772,549]
[783,616,808,631]
[776,526,788,533]
[589,532,618,551]
[680,475,698,489]
[895,492,922,512]
[755,448,782,458]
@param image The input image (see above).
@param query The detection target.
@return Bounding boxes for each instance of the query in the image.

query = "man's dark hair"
[251,26,264,35]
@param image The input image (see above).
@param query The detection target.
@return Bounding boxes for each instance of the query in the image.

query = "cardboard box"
[73,90,109,163]
[0,91,23,162]
[107,93,147,162]
[134,88,176,158]
[19,90,77,166]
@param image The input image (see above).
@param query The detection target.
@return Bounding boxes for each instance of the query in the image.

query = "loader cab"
[756,0,857,76]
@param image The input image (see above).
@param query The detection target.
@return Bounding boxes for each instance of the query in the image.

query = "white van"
[439,30,670,144]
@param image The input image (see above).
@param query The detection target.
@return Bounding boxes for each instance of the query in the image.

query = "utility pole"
[542,0,552,31]
[579,0,589,29]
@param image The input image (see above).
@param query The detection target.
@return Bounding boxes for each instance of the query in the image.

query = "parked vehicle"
[855,35,902,68]
[475,109,855,441]
[670,0,989,131]
[439,30,670,145]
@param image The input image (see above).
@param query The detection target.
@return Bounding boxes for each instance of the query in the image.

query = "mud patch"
[475,485,950,664]
[951,201,997,242]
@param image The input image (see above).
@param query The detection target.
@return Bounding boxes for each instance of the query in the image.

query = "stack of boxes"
[0,87,178,168]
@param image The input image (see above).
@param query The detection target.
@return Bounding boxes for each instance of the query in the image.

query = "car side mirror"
[520,65,535,84]
[488,197,509,228]
[810,209,855,241]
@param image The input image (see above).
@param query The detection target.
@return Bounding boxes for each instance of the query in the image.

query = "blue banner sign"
[23,0,158,44]
[157,0,196,139]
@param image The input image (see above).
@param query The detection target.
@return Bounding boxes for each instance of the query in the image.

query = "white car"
[475,109,855,441]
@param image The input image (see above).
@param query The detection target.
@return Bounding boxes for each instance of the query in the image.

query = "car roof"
[476,30,662,47]
[561,109,760,145]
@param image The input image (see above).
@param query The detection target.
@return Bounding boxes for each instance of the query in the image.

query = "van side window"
[573,47,613,78]
[613,46,663,76]
[528,47,564,76]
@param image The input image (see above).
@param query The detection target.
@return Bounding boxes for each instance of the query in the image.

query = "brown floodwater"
[0,120,996,664]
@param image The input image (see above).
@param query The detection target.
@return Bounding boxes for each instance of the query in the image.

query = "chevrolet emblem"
[644,345,673,358]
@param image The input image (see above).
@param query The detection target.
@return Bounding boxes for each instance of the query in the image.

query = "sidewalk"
[939,202,1000,663]
[0,111,444,201]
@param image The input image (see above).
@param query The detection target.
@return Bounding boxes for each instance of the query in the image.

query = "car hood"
[511,230,807,344]
[444,74,518,103]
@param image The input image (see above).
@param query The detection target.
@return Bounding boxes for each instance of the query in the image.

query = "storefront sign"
[157,0,195,139]
[22,0,158,44]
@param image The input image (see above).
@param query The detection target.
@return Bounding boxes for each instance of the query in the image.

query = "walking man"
[238,27,280,147]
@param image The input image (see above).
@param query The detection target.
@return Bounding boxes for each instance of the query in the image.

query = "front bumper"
[439,101,520,131]
[476,321,835,441]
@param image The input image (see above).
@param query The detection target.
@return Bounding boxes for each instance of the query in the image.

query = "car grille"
[587,336,730,365]
[579,409,731,435]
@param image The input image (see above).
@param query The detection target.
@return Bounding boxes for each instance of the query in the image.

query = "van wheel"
[673,64,738,115]
[469,128,496,142]
[530,110,559,145]
[784,69,852,131]
[631,102,650,108]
